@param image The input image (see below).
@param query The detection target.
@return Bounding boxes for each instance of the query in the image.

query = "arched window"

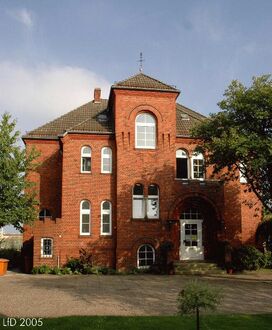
[132,183,144,219]
[81,146,91,173]
[101,147,112,173]
[41,238,53,258]
[80,200,91,235]
[191,152,204,179]
[39,209,51,220]
[101,201,112,235]
[176,149,189,179]
[147,184,159,219]
[135,113,156,149]
[137,244,155,268]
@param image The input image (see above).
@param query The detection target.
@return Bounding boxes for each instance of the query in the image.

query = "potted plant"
[226,261,234,274]
[0,258,9,276]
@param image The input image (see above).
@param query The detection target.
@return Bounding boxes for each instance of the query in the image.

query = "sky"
[0,0,272,136]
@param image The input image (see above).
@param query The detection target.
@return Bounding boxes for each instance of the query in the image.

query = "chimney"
[94,88,101,103]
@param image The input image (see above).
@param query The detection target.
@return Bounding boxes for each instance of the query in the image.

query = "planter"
[227,268,233,275]
[0,258,9,276]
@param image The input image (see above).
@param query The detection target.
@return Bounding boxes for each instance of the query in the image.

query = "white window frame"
[132,184,145,219]
[176,149,189,179]
[101,147,112,174]
[81,146,91,173]
[101,201,112,235]
[135,113,156,149]
[191,152,205,180]
[147,185,159,219]
[80,200,91,235]
[41,238,53,258]
[137,244,155,268]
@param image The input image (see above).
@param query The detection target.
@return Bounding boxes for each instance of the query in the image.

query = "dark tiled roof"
[23,100,205,140]
[23,99,113,140]
[176,103,206,136]
[112,73,179,92]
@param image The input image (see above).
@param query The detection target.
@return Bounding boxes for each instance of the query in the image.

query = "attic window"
[180,113,189,120]
[97,114,108,122]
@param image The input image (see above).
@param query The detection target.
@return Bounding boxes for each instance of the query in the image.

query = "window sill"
[41,256,53,259]
[100,234,113,238]
[80,171,91,174]
[78,234,91,238]
[131,217,160,222]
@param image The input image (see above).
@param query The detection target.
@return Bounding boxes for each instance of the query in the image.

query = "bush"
[259,251,272,269]
[31,264,52,274]
[50,267,62,275]
[232,245,263,271]
[65,258,83,272]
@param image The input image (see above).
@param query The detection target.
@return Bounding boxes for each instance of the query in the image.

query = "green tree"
[192,75,272,211]
[0,113,39,230]
[177,281,222,330]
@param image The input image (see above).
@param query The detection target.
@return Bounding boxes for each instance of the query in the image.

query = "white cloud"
[0,62,111,134]
[8,8,34,29]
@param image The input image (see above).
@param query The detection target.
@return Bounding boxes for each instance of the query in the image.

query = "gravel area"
[0,272,272,317]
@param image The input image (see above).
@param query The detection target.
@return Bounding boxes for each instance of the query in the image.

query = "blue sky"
[0,0,272,135]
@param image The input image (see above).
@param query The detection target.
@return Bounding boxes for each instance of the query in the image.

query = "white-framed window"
[39,209,51,220]
[132,184,145,219]
[191,152,205,180]
[176,149,189,179]
[137,244,155,268]
[101,201,112,235]
[41,238,53,258]
[81,146,91,173]
[147,184,159,219]
[135,113,156,149]
[80,200,91,235]
[101,147,112,173]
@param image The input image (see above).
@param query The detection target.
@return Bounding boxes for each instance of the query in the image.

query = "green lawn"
[1,315,272,330]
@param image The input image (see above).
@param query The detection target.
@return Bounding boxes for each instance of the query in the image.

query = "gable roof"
[23,73,206,141]
[112,73,180,92]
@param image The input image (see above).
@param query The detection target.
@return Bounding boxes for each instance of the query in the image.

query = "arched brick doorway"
[172,195,223,261]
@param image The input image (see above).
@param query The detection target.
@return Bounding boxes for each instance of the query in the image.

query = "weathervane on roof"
[138,52,144,72]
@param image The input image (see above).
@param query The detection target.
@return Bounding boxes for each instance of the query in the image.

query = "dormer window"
[135,113,156,149]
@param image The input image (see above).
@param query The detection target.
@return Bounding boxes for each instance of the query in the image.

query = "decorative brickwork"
[23,73,262,271]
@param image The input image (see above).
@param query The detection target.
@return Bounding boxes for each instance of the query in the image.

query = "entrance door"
[180,219,204,260]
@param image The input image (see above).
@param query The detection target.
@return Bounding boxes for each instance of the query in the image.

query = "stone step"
[174,261,226,275]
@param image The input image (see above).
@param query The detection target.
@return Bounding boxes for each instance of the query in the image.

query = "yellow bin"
[0,258,9,276]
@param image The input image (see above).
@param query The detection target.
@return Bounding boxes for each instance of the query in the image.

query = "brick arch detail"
[168,192,222,223]
[127,104,164,122]
[131,237,160,257]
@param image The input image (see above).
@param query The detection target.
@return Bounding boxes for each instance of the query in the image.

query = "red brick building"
[23,73,262,271]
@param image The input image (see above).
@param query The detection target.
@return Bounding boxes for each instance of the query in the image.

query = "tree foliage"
[0,113,39,230]
[177,280,222,330]
[192,75,272,211]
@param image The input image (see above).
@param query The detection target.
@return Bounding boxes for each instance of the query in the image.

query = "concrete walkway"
[0,272,272,317]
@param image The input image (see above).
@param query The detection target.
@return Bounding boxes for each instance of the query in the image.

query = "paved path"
[0,272,272,317]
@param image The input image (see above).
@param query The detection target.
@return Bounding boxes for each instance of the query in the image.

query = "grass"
[1,315,272,330]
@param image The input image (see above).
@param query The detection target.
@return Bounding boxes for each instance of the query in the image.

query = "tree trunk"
[196,307,200,330]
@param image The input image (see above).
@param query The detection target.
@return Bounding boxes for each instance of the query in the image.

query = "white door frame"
[180,219,204,260]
